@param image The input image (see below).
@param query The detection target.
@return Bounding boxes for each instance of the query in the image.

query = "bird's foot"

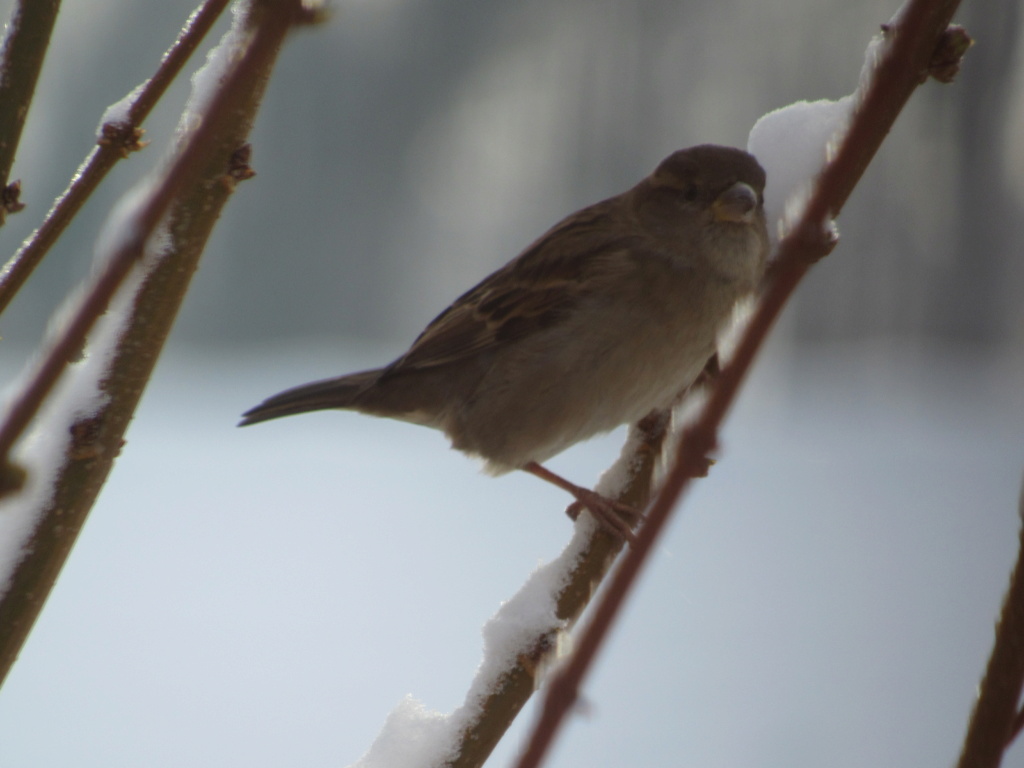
[523,462,642,544]
[563,492,643,543]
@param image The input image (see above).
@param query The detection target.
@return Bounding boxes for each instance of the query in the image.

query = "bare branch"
[0,0,231,316]
[444,410,671,768]
[0,0,274,472]
[0,0,306,685]
[954,475,1024,768]
[0,0,61,225]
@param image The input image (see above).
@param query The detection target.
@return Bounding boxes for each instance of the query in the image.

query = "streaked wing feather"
[391,269,580,371]
[390,197,642,372]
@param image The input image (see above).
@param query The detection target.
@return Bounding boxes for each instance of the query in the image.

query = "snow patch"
[746,26,893,242]
[98,82,146,133]
[347,696,456,768]
[176,3,253,138]
[747,96,854,242]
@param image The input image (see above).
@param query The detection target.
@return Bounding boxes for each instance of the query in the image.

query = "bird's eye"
[680,183,700,203]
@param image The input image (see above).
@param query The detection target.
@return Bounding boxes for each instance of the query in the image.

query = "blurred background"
[0,0,1022,767]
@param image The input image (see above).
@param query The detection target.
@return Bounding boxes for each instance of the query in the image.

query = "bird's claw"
[564,489,643,544]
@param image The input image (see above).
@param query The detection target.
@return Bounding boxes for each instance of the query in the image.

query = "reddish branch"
[0,0,304,485]
[0,0,61,224]
[513,2,967,767]
[954,492,1024,768]
[0,0,231,316]
[0,0,316,688]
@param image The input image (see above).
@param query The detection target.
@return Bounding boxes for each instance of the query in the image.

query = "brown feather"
[387,197,644,373]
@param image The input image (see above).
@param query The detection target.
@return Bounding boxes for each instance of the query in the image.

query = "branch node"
[820,220,840,256]
[1,180,26,221]
[927,25,973,84]
[0,460,27,500]
[515,652,540,680]
[796,217,840,264]
[677,426,718,476]
[68,417,104,461]
[98,122,149,158]
[220,143,257,189]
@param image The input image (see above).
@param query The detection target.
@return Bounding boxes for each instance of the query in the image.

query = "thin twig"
[0,0,308,685]
[954,477,1024,768]
[0,0,231,316]
[513,2,966,766]
[0,0,61,225]
[0,0,296,482]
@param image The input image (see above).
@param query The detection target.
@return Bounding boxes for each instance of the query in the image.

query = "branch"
[0,0,61,224]
[514,2,968,766]
[954,476,1024,768]
[0,0,311,687]
[0,0,231,316]
[444,410,671,768]
[0,0,283,473]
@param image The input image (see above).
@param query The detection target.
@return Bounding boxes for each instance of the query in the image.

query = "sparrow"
[241,144,768,538]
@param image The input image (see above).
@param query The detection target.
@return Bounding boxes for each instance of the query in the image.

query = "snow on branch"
[0,0,311,687]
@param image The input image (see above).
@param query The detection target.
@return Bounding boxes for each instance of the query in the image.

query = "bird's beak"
[712,181,758,223]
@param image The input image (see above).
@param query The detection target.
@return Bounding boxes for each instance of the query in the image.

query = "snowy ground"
[0,337,1022,768]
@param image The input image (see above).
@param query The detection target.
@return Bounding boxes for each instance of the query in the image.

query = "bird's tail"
[238,369,384,426]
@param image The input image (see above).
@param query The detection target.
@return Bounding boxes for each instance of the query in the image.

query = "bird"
[240,144,769,539]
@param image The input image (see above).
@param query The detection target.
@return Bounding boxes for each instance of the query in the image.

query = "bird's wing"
[390,199,642,373]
